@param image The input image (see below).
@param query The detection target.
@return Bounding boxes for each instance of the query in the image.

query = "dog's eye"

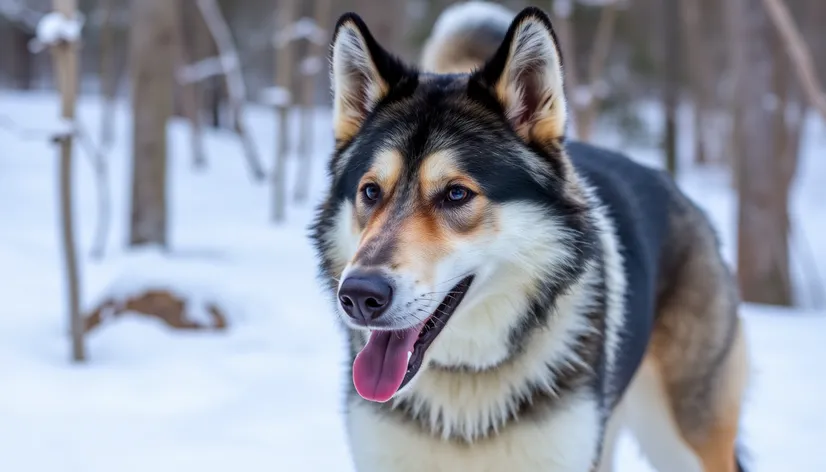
[362,183,381,202]
[444,185,473,205]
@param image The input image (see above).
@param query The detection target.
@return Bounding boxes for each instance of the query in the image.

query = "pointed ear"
[473,7,567,145]
[330,13,411,144]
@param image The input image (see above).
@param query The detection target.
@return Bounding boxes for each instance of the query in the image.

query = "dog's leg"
[624,358,705,472]
[664,323,748,472]
[647,208,750,472]
[592,400,625,472]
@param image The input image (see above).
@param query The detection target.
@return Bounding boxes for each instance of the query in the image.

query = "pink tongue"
[352,326,421,403]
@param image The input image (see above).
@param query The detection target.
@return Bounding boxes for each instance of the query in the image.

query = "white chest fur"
[346,394,601,472]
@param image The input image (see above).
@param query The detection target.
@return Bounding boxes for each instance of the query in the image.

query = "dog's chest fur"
[347,393,601,472]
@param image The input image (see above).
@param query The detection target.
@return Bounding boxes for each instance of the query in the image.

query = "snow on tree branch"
[762,0,826,123]
[177,55,240,84]
[258,87,292,108]
[272,17,327,48]
[29,9,84,53]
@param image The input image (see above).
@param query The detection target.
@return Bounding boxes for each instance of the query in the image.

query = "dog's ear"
[330,13,411,144]
[473,7,567,145]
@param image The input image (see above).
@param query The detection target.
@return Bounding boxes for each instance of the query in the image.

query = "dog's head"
[311,8,594,403]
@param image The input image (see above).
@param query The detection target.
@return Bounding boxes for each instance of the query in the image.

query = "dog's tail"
[420,1,514,74]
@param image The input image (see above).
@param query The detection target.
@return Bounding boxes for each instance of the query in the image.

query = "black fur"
[566,142,674,405]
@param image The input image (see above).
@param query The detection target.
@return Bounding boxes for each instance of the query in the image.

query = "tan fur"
[639,198,750,472]
[683,325,748,472]
[352,150,495,286]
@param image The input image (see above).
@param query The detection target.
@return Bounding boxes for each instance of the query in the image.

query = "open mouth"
[351,275,474,403]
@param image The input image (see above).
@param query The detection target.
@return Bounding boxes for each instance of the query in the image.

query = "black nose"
[338,271,393,325]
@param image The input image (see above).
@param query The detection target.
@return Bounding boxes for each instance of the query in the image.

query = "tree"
[731,0,794,306]
[271,0,298,222]
[129,0,177,247]
[662,0,680,176]
[99,0,118,148]
[10,24,34,89]
[550,1,619,142]
[681,0,715,164]
[762,0,826,122]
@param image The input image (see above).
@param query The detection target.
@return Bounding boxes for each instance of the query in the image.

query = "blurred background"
[0,0,824,471]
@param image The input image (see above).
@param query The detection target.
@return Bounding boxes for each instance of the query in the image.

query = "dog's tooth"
[407,351,413,361]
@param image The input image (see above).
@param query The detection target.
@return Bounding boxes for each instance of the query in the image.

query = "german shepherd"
[310,2,749,471]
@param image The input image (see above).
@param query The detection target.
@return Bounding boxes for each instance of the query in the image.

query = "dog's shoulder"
[567,140,674,258]
[566,140,677,401]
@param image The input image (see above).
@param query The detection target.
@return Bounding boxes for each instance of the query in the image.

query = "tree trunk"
[733,0,794,306]
[99,0,118,148]
[662,0,680,176]
[10,26,34,90]
[353,0,407,59]
[129,0,177,247]
[680,0,714,164]
[576,5,618,142]
[550,2,583,140]
[175,0,206,169]
[762,0,826,122]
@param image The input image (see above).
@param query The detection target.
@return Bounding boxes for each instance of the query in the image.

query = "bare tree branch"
[196,0,266,181]
[73,121,111,261]
[762,0,826,122]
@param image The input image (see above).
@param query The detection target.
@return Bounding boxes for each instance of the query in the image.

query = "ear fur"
[330,13,411,144]
[473,7,567,145]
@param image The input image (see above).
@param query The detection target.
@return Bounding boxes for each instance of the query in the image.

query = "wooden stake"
[294,0,333,203]
[51,0,84,362]
[272,0,298,222]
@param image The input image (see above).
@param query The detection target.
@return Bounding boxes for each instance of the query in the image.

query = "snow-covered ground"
[0,91,824,471]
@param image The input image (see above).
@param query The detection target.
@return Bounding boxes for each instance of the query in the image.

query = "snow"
[0,90,825,471]
[29,10,85,53]
[177,55,239,84]
[258,86,292,107]
[300,56,326,77]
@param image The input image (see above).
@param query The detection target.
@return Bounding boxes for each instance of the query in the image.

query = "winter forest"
[0,0,824,470]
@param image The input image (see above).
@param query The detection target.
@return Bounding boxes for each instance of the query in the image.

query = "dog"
[310,3,749,471]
